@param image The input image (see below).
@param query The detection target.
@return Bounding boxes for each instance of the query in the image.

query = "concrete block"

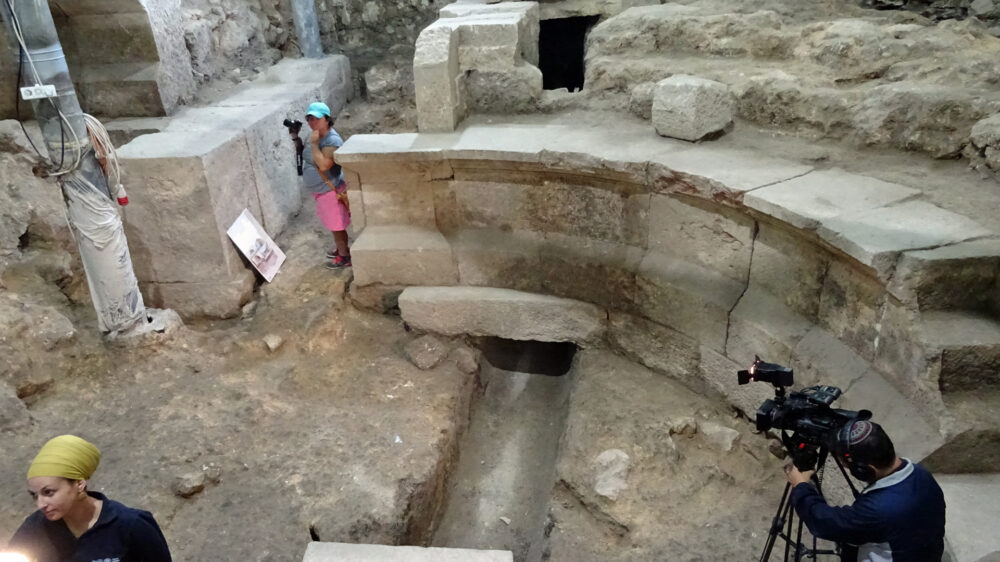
[399,286,606,344]
[608,311,701,387]
[415,24,463,132]
[817,201,993,281]
[635,252,745,352]
[647,194,754,283]
[653,75,734,141]
[351,225,458,286]
[119,129,262,285]
[726,288,813,367]
[937,475,1000,562]
[744,169,918,230]
[303,542,513,562]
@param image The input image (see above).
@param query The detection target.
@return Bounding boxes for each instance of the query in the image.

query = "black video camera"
[283,119,305,176]
[283,118,303,136]
[738,356,870,471]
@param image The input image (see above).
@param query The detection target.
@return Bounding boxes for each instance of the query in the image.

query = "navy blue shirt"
[790,460,946,562]
[8,492,171,562]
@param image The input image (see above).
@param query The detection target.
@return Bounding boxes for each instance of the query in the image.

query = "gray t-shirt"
[302,129,344,194]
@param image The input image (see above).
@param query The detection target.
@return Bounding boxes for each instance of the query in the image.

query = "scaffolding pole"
[2,0,149,335]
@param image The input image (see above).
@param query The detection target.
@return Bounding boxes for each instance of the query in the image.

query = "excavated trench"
[431,338,576,561]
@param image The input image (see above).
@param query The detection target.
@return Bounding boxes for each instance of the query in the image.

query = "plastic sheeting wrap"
[62,158,146,333]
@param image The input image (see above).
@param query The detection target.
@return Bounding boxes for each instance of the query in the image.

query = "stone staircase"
[1,0,194,118]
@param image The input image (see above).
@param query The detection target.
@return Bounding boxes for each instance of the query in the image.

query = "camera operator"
[784,420,946,562]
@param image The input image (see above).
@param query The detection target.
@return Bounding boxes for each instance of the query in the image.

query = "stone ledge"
[399,286,606,344]
[303,542,513,562]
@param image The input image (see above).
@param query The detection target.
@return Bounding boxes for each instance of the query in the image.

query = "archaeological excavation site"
[2,0,1000,560]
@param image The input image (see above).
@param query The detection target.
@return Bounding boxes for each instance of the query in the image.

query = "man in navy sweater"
[784,420,946,562]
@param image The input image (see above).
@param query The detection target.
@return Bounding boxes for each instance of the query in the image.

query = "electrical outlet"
[19,84,57,100]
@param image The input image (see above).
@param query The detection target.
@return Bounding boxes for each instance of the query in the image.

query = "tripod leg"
[759,483,792,562]
[783,498,794,562]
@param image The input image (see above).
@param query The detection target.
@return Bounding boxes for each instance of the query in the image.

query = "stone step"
[65,12,159,65]
[920,311,1000,394]
[398,285,606,344]
[352,225,459,287]
[76,63,164,117]
[936,474,1000,562]
[302,542,513,562]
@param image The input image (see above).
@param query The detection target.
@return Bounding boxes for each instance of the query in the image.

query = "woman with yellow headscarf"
[4,435,172,562]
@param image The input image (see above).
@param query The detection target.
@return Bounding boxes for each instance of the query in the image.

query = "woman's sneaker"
[325,254,351,269]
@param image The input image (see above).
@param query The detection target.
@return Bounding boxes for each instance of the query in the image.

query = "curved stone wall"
[337,122,1000,472]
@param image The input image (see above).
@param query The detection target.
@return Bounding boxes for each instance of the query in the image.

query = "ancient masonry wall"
[336,127,1000,475]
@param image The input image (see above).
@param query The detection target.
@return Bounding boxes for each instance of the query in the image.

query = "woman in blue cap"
[302,101,352,268]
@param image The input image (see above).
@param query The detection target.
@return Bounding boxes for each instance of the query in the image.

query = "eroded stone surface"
[652,74,734,141]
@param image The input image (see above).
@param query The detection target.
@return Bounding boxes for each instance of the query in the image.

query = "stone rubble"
[404,334,451,370]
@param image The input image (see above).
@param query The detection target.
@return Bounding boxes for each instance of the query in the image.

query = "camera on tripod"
[738,356,871,471]
[283,118,303,136]
[283,119,305,176]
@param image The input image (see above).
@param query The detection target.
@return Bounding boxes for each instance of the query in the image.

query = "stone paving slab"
[744,169,919,230]
[817,200,993,277]
[302,542,513,562]
[936,474,1000,562]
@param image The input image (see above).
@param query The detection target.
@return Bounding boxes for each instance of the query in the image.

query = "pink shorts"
[313,190,351,232]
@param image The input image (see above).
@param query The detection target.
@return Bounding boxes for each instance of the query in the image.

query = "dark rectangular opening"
[538,15,600,92]
[476,337,577,376]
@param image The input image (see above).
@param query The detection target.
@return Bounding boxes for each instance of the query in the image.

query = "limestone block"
[816,259,883,362]
[937,475,1000,562]
[360,182,437,228]
[817,201,993,282]
[871,301,943,413]
[922,428,1000,474]
[143,0,197,114]
[466,63,542,114]
[698,345,773,417]
[415,24,463,132]
[887,239,1000,311]
[456,14,521,50]
[303,542,513,562]
[652,146,813,197]
[404,334,450,370]
[607,311,701,387]
[748,222,828,320]
[343,157,453,185]
[726,288,813,367]
[535,233,643,312]
[652,75,734,142]
[921,312,1000,393]
[119,129,262,285]
[451,229,548,294]
[140,271,254,320]
[459,44,520,71]
[399,286,606,344]
[647,194,753,283]
[628,81,656,120]
[351,225,458,287]
[743,169,918,231]
[451,180,647,246]
[635,252,744,352]
[67,13,160,65]
[257,55,353,113]
[439,2,540,65]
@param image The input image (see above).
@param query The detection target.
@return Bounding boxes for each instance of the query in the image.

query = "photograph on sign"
[226,209,285,282]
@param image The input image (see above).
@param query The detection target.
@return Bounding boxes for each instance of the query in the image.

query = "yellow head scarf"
[26,435,101,481]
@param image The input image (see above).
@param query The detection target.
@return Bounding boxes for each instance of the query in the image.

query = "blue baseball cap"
[306,101,331,119]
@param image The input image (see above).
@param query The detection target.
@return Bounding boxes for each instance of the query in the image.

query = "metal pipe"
[290,0,325,58]
[2,0,148,334]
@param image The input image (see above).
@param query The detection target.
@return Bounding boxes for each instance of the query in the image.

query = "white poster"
[226,209,285,282]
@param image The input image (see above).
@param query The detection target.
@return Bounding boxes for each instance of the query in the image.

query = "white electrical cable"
[84,113,125,201]
[6,0,84,176]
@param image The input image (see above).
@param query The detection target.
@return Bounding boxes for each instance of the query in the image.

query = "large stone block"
[652,75,734,141]
[414,24,464,132]
[698,345,773,417]
[140,271,254,320]
[748,221,828,320]
[535,233,643,312]
[143,0,197,114]
[303,542,513,562]
[451,228,548,294]
[608,311,702,388]
[352,225,458,287]
[887,239,1000,313]
[726,288,813,367]
[399,286,606,344]
[466,63,542,113]
[816,259,884,362]
[360,182,437,228]
[635,252,744,352]
[647,194,753,283]
[119,129,262,285]
[921,312,1000,394]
